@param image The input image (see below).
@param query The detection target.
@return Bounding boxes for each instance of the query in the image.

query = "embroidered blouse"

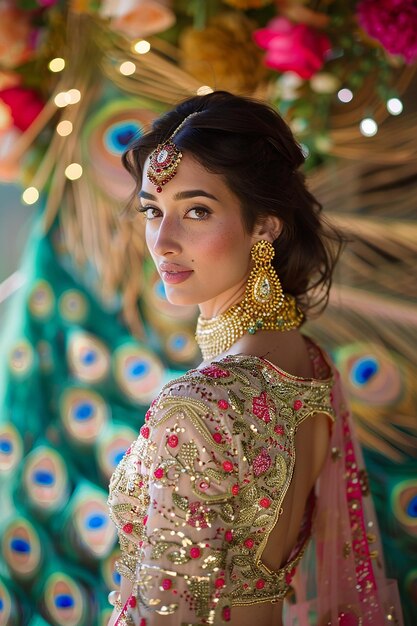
[108,338,335,624]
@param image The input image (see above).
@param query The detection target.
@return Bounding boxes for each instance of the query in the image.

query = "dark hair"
[123,91,347,318]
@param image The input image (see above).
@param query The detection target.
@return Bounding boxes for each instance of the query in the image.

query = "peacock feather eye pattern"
[112,342,164,404]
[22,446,70,514]
[67,332,111,384]
[60,387,109,445]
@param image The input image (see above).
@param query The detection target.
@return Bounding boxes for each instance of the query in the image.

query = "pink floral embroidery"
[244,537,254,549]
[140,425,150,439]
[187,501,210,528]
[225,530,233,542]
[256,579,265,589]
[222,606,231,621]
[212,432,223,444]
[215,577,225,588]
[274,425,285,435]
[259,497,271,509]
[129,596,137,607]
[200,365,230,378]
[167,434,178,448]
[190,546,201,559]
[123,523,133,534]
[162,578,172,590]
[223,460,234,472]
[293,399,303,411]
[231,484,239,496]
[217,399,229,409]
[252,391,273,423]
[285,567,296,585]
[154,467,164,479]
[253,447,272,476]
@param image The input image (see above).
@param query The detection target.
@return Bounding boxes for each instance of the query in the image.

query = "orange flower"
[180,12,267,94]
[104,0,175,38]
[0,3,34,68]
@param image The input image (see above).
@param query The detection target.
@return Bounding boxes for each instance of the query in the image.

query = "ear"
[252,215,282,244]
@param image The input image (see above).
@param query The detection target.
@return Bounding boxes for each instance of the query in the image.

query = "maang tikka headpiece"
[147,111,201,193]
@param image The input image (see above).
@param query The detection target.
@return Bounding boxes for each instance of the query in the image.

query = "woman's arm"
[108,374,243,625]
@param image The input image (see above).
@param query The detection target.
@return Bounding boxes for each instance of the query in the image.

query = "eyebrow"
[139,189,219,201]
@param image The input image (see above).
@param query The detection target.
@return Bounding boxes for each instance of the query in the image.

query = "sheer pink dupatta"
[285,366,403,626]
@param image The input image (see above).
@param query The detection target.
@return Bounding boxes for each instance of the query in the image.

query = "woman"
[108,91,402,625]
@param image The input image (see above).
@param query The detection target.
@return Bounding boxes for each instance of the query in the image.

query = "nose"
[149,216,182,258]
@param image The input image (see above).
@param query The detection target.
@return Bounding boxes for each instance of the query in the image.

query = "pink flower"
[0,87,43,131]
[253,17,331,79]
[357,0,417,64]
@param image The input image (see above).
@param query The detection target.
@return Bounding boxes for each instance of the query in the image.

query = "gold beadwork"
[147,111,201,192]
[196,240,304,360]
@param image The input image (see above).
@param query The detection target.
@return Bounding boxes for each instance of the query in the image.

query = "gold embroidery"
[108,351,335,619]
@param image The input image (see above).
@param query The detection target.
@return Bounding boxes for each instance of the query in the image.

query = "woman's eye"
[187,207,210,220]
[139,206,161,219]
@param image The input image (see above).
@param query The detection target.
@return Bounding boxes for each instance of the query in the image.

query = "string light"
[66,89,81,104]
[360,118,378,137]
[22,187,39,205]
[56,121,73,136]
[197,85,213,95]
[54,89,81,108]
[48,58,65,72]
[387,98,403,115]
[133,40,151,54]
[119,61,136,76]
[338,88,353,103]
[65,163,83,180]
[54,92,68,107]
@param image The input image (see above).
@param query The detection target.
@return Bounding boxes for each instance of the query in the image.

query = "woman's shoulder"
[152,347,336,426]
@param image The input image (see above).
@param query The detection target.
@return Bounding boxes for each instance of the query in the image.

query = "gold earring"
[195,239,304,360]
[244,240,285,333]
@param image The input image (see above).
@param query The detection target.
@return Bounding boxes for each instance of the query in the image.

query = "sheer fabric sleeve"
[110,374,245,625]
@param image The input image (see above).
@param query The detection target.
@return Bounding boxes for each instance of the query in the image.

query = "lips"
[159,263,193,285]
[159,263,191,273]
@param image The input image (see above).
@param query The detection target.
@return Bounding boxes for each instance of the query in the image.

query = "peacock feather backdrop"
[0,1,416,624]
